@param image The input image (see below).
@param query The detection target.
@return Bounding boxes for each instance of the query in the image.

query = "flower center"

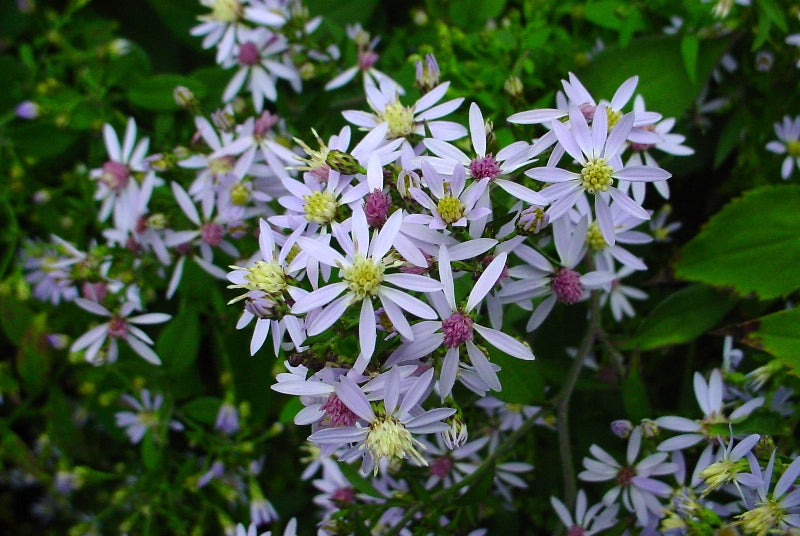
[343,255,385,300]
[364,415,427,470]
[437,195,465,224]
[429,455,453,478]
[108,315,128,339]
[441,312,474,348]
[787,140,800,157]
[210,0,242,22]
[230,183,250,205]
[209,156,235,176]
[321,393,359,427]
[302,190,338,224]
[606,108,622,129]
[253,111,279,138]
[238,42,260,66]
[201,222,224,246]
[364,189,392,228]
[244,261,286,294]
[381,100,415,139]
[517,206,548,234]
[580,158,613,194]
[358,50,378,70]
[567,527,586,536]
[552,268,583,304]
[469,154,502,180]
[100,161,130,192]
[585,222,607,251]
[330,487,355,504]
[615,466,636,486]
[736,499,785,536]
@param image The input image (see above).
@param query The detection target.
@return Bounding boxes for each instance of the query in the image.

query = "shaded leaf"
[742,307,800,374]
[156,306,200,372]
[126,74,206,112]
[15,313,52,395]
[337,460,384,498]
[680,34,699,84]
[621,358,650,422]
[675,185,800,300]
[627,284,737,350]
[181,396,222,425]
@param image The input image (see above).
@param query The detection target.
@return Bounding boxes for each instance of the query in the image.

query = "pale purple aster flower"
[735,451,800,534]
[551,489,620,536]
[342,78,466,146]
[197,460,226,488]
[406,162,491,230]
[722,335,744,372]
[70,298,170,365]
[655,370,764,451]
[308,367,456,476]
[90,118,152,223]
[114,389,183,443]
[456,459,534,503]
[649,204,681,243]
[497,216,615,331]
[15,100,38,119]
[475,396,546,432]
[423,435,489,490]
[250,495,278,526]
[290,207,442,364]
[325,24,400,92]
[526,105,671,245]
[312,457,361,513]
[766,115,800,179]
[215,402,240,435]
[697,432,760,495]
[578,426,678,526]
[393,246,533,398]
[600,265,649,322]
[22,236,84,305]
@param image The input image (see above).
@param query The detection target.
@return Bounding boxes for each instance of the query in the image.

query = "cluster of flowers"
[555,337,800,535]
[29,0,800,534]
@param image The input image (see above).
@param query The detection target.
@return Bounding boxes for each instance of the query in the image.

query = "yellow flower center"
[787,140,800,157]
[293,129,330,171]
[230,183,250,205]
[209,0,242,22]
[342,255,384,300]
[244,261,286,294]
[303,190,337,224]
[381,100,415,139]
[580,158,613,194]
[735,499,785,536]
[363,415,427,473]
[585,222,607,251]
[209,156,235,175]
[606,108,622,129]
[698,457,749,496]
[437,195,465,224]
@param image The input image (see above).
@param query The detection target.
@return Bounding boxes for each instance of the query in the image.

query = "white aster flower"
[766,115,800,179]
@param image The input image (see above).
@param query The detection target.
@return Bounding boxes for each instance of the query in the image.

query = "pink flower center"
[310,165,330,181]
[108,315,128,339]
[358,50,378,70]
[552,268,583,304]
[253,111,279,138]
[364,189,391,228]
[238,42,260,66]
[331,486,355,504]
[429,455,453,478]
[567,526,586,536]
[579,103,596,121]
[615,466,636,486]
[100,161,130,192]
[82,282,107,302]
[321,393,359,427]
[442,312,474,349]
[469,154,502,180]
[201,222,224,246]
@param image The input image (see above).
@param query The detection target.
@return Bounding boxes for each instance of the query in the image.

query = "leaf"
[15,313,52,395]
[713,107,746,169]
[7,122,81,160]
[0,294,35,346]
[337,461,384,498]
[742,307,800,374]
[181,397,222,425]
[757,0,787,32]
[279,397,303,424]
[621,358,650,422]
[155,306,201,372]
[145,0,203,48]
[141,431,161,471]
[491,347,544,405]
[627,284,737,350]
[449,0,507,30]
[675,185,800,300]
[680,35,699,84]
[126,74,207,112]
[304,0,379,27]
[577,35,729,119]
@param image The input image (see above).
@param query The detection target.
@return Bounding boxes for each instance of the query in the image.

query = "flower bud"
[326,149,366,175]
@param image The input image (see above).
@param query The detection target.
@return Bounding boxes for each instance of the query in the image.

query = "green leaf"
[279,397,303,425]
[126,74,206,112]
[337,461,384,498]
[449,0,507,30]
[0,294,35,346]
[713,108,746,169]
[156,306,200,372]
[7,122,80,160]
[141,431,161,471]
[621,358,650,421]
[757,0,787,32]
[577,35,729,119]
[144,0,203,48]
[680,35,699,85]
[181,397,222,425]
[304,0,378,27]
[627,284,737,350]
[492,348,544,405]
[15,313,52,395]
[742,307,800,374]
[675,185,800,300]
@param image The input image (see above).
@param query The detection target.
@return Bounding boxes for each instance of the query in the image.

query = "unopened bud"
[415,53,440,94]
[174,86,200,113]
[211,108,236,133]
[326,149,366,175]
[504,75,523,99]
[610,419,633,438]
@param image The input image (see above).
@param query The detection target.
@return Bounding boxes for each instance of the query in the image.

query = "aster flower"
[406,162,491,230]
[551,489,619,536]
[526,105,671,244]
[114,389,183,444]
[599,265,649,322]
[325,24,400,92]
[308,367,456,476]
[579,426,678,526]
[290,206,442,362]
[392,245,534,398]
[735,451,800,535]
[215,401,240,435]
[766,115,800,179]
[70,298,170,365]
[698,432,760,496]
[655,369,764,452]
[342,78,466,146]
